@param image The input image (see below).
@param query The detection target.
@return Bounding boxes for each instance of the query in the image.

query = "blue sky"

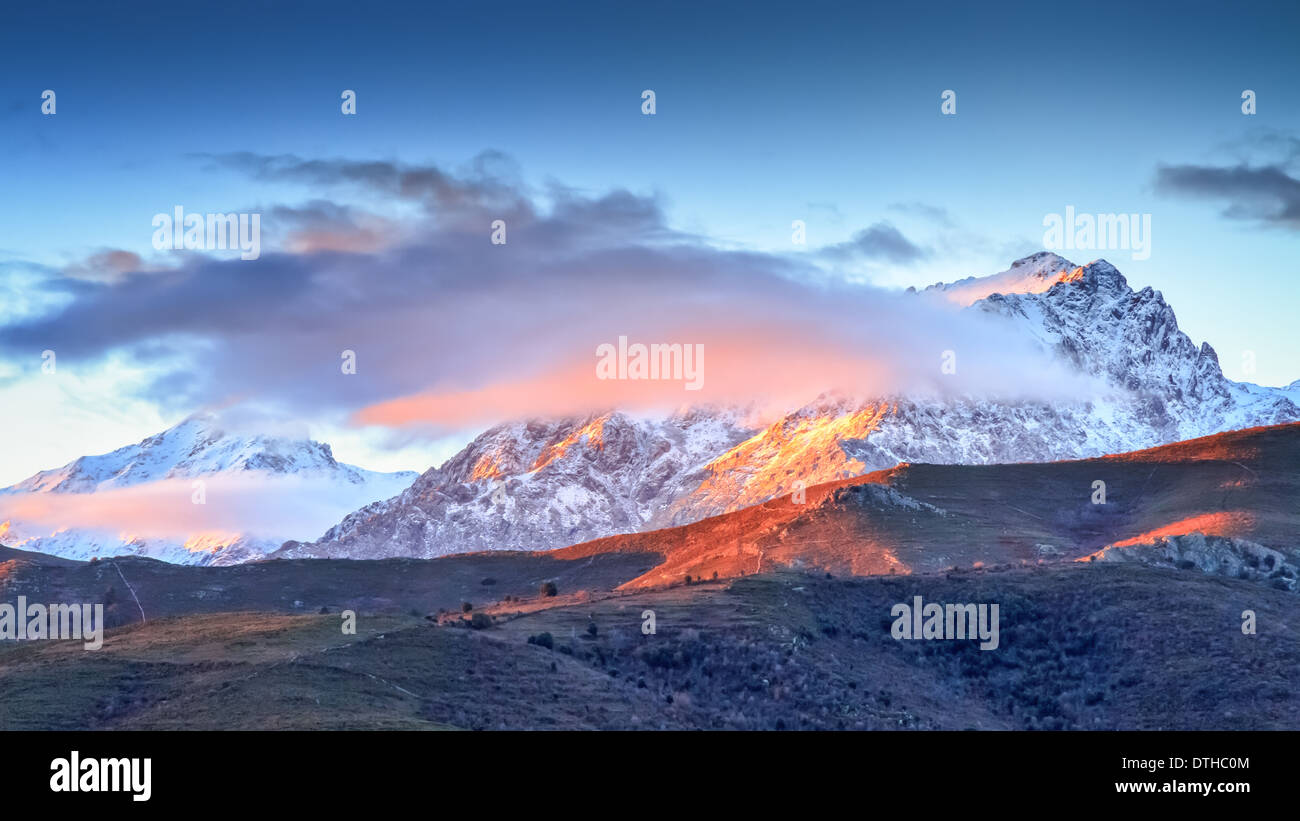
[0,0,1297,483]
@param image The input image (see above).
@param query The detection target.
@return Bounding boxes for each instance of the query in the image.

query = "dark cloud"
[200,151,530,221]
[0,155,803,418]
[819,221,931,264]
[1155,162,1300,230]
[269,200,364,229]
[0,153,1080,439]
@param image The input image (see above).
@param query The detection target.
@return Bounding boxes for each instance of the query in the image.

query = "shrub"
[528,632,554,649]
[470,612,492,629]
[481,577,497,586]
[461,601,473,613]
[540,581,558,597]
[586,622,598,637]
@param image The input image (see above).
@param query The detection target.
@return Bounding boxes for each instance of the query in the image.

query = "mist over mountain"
[0,414,417,565]
[275,253,1300,561]
[7,254,1295,566]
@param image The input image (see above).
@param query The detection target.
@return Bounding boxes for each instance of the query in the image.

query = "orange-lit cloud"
[0,474,410,546]
[353,319,1099,431]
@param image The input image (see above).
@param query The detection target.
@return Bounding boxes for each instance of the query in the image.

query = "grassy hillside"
[0,549,660,630]
[2,424,1294,730]
[1,563,1292,730]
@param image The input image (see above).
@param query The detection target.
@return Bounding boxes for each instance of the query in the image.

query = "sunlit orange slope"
[548,422,1300,589]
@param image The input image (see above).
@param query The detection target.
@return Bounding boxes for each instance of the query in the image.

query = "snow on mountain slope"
[0,415,418,565]
[664,256,1300,523]
[6,415,397,493]
[920,250,1077,306]
[274,407,755,559]
[281,253,1300,561]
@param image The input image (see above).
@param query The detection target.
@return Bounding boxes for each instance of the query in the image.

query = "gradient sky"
[1,0,1297,485]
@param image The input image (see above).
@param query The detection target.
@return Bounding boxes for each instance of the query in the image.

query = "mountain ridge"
[0,413,417,565]
[8,253,1296,566]
[277,253,1299,561]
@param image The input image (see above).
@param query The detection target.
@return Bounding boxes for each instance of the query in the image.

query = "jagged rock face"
[1092,533,1299,592]
[662,257,1299,524]
[281,253,1300,561]
[0,416,417,566]
[275,408,754,559]
[979,260,1237,432]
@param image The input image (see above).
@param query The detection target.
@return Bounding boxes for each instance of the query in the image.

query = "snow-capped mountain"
[664,253,1300,524]
[0,415,418,565]
[919,249,1078,306]
[278,253,1300,561]
[274,407,754,560]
